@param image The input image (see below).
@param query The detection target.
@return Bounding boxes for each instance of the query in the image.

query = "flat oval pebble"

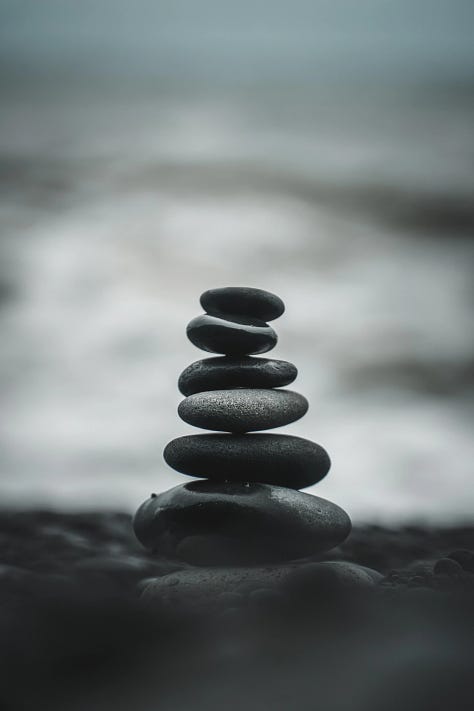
[187,314,277,355]
[200,287,284,322]
[178,388,308,432]
[178,356,297,396]
[163,433,330,489]
[133,481,351,566]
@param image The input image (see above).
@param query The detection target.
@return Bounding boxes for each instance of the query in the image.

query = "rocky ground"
[1,510,473,711]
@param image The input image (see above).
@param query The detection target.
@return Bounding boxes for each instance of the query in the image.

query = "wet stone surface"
[200,286,285,322]
[178,356,297,396]
[186,314,277,355]
[133,481,352,566]
[178,388,308,432]
[163,433,331,489]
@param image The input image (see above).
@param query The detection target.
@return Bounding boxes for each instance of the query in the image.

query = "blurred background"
[0,0,473,521]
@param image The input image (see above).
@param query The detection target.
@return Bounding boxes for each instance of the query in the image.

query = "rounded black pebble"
[200,287,285,322]
[178,356,297,396]
[133,481,351,566]
[187,314,277,355]
[434,558,463,576]
[163,433,331,489]
[178,389,308,433]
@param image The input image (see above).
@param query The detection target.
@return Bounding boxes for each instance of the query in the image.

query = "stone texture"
[200,286,284,322]
[163,433,331,489]
[140,565,298,606]
[178,356,297,396]
[133,481,351,566]
[186,314,277,355]
[178,388,308,432]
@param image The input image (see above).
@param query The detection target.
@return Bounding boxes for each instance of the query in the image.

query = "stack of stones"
[134,287,352,576]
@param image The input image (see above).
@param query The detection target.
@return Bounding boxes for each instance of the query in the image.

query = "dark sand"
[1,511,473,711]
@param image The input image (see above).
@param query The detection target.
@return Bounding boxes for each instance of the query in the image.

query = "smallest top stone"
[200,287,285,322]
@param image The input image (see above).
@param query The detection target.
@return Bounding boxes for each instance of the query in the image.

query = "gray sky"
[1,0,473,85]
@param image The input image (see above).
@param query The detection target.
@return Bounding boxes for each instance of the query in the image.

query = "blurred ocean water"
[0,1,473,520]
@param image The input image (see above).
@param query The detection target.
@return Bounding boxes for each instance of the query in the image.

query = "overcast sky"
[1,0,473,85]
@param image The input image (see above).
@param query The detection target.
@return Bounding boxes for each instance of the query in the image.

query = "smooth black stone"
[200,287,285,322]
[178,388,308,432]
[133,481,351,565]
[178,356,297,396]
[163,434,331,489]
[187,314,277,355]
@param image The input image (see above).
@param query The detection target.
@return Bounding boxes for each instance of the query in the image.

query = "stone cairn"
[134,287,351,573]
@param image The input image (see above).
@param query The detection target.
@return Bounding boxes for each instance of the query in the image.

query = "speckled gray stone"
[200,287,285,322]
[133,480,351,565]
[187,314,277,355]
[178,388,308,432]
[178,356,297,396]
[163,433,331,489]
